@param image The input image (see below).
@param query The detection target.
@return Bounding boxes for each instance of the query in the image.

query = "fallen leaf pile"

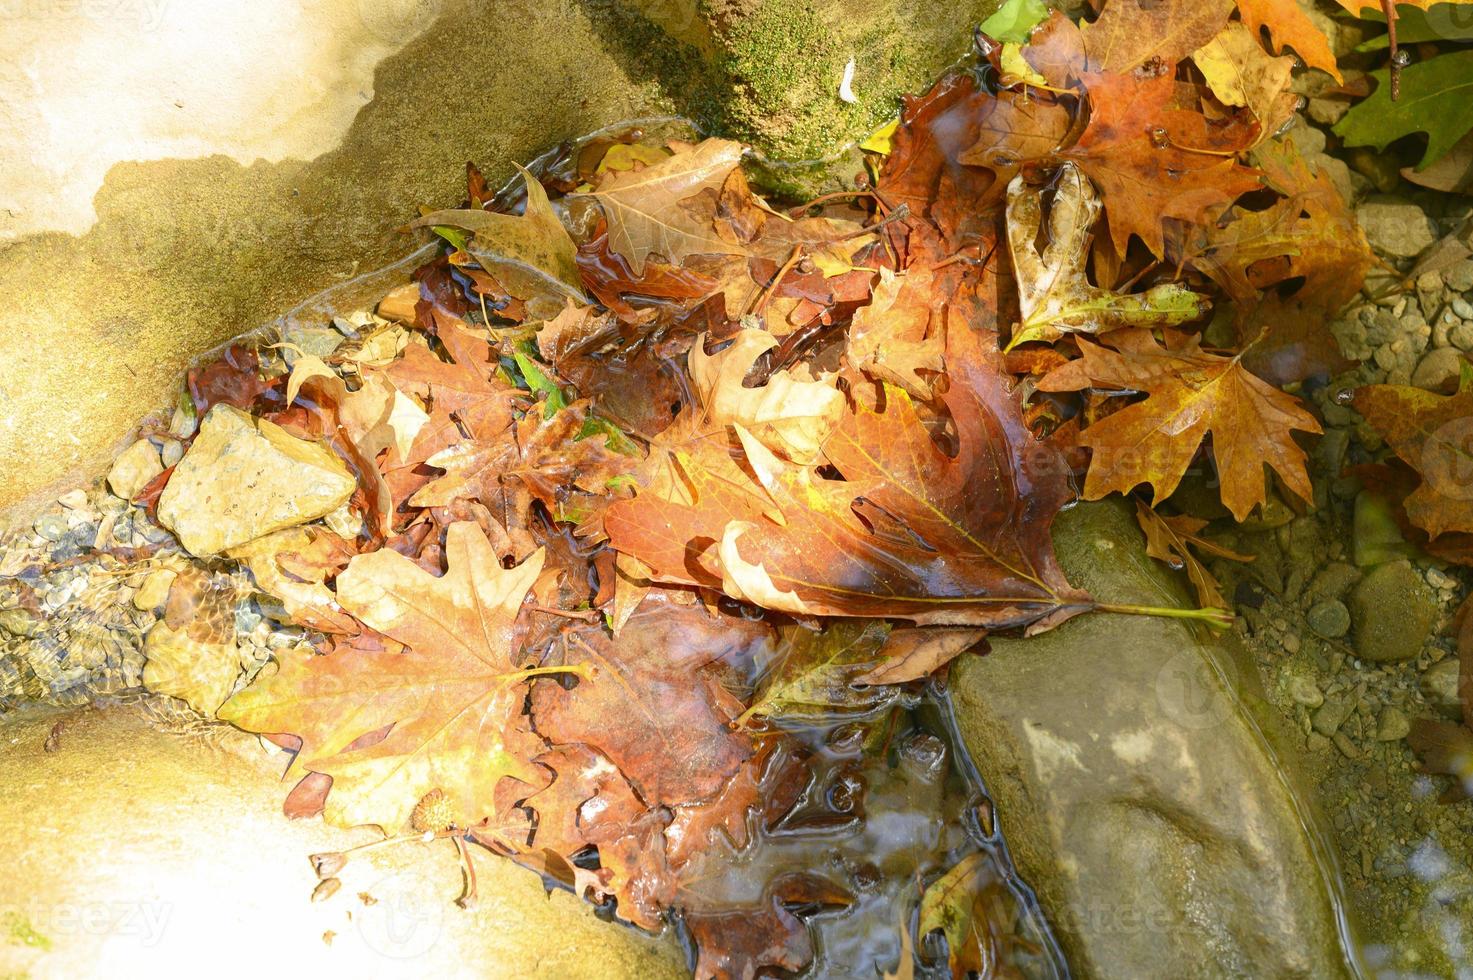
[130,0,1387,972]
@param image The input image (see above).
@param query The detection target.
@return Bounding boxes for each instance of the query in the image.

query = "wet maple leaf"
[607,325,1091,629]
[1134,499,1252,610]
[844,267,948,400]
[220,523,561,832]
[1353,364,1473,540]
[588,138,749,273]
[955,89,1072,188]
[1235,0,1341,81]
[1081,0,1233,74]
[1064,71,1262,258]
[687,873,853,980]
[1038,329,1321,521]
[530,594,764,807]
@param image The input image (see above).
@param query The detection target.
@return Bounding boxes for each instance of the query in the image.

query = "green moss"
[3,912,50,952]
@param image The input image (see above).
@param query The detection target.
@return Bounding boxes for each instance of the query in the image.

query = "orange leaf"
[1353,363,1473,540]
[1039,329,1321,520]
[1236,0,1342,81]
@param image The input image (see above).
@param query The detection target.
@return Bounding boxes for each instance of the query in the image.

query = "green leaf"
[979,0,1049,44]
[512,349,566,418]
[577,414,640,456]
[1335,50,1473,168]
[431,224,470,251]
[736,620,894,726]
[1355,5,1473,50]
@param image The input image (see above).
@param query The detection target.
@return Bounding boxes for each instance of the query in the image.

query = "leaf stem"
[1094,602,1234,630]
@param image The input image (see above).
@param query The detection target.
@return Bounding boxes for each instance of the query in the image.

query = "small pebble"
[33,513,67,542]
[1453,298,1473,320]
[1306,599,1351,639]
[1290,675,1325,708]
[1375,706,1411,741]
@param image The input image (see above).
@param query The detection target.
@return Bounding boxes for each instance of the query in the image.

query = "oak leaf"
[918,852,1018,980]
[589,138,750,274]
[606,325,1091,629]
[844,267,948,400]
[1335,50,1473,170]
[219,523,555,832]
[1005,164,1209,348]
[1038,329,1321,520]
[1353,364,1473,539]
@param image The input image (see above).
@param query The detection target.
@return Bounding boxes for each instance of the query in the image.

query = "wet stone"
[1313,695,1355,737]
[1307,599,1351,639]
[1375,706,1410,742]
[1350,560,1438,663]
[1420,659,1462,716]
[950,501,1349,979]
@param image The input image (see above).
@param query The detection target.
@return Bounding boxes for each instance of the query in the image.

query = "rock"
[1347,148,1401,194]
[141,621,243,717]
[1306,97,1348,126]
[1375,706,1411,741]
[0,705,682,978]
[157,404,356,556]
[950,501,1350,979]
[1312,695,1354,737]
[1306,599,1351,639]
[1412,346,1465,392]
[1349,560,1438,663]
[1420,659,1463,716]
[32,513,66,542]
[132,568,176,612]
[1288,674,1325,708]
[1353,492,1419,567]
[1305,562,1361,603]
[1447,259,1473,293]
[1356,198,1438,259]
[106,438,164,501]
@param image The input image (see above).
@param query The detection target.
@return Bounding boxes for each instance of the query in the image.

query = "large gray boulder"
[951,501,1353,979]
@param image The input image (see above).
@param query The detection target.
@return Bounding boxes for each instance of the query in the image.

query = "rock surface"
[106,438,164,501]
[1355,198,1437,259]
[140,621,244,717]
[157,405,356,556]
[1349,560,1438,663]
[0,704,683,979]
[950,501,1351,979]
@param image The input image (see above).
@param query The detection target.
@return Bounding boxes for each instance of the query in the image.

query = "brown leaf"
[1081,0,1234,73]
[1064,71,1262,258]
[688,873,853,980]
[590,138,750,273]
[219,523,552,832]
[1353,365,1473,540]
[607,325,1091,629]
[530,594,765,807]
[1133,499,1251,610]
[1039,329,1321,521]
[854,627,989,686]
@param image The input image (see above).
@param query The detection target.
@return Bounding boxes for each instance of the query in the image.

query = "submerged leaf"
[739,620,895,725]
[413,167,587,313]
